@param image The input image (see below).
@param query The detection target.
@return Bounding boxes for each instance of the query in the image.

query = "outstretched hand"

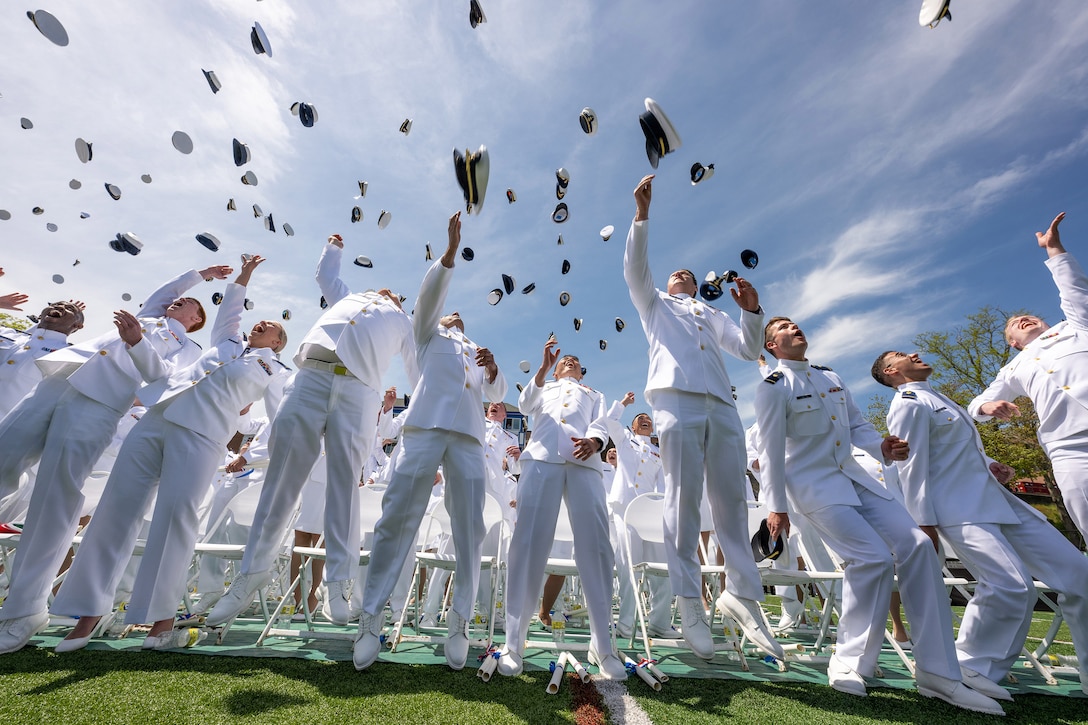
[729,276,760,313]
[633,174,654,222]
[441,211,462,268]
[0,292,29,311]
[114,310,143,347]
[1037,212,1067,258]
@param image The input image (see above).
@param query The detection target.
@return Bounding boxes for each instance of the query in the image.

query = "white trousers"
[942,502,1088,681]
[51,408,221,623]
[0,379,120,620]
[803,484,959,679]
[612,513,672,631]
[197,472,260,593]
[648,389,762,600]
[1052,463,1088,543]
[361,427,486,621]
[241,369,378,583]
[505,460,614,656]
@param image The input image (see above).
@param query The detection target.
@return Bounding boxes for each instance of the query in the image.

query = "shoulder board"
[274,360,291,370]
[900,390,918,400]
[811,364,833,371]
[764,371,784,384]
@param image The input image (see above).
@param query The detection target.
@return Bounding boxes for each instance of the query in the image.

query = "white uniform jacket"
[888,381,1041,527]
[34,269,206,413]
[0,324,70,413]
[969,252,1088,453]
[519,377,610,471]
[607,427,664,511]
[129,282,291,444]
[484,419,520,501]
[623,219,763,403]
[754,359,890,516]
[295,243,418,389]
[398,261,506,443]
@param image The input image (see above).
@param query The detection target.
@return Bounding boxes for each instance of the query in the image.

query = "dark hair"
[762,316,792,354]
[871,351,897,388]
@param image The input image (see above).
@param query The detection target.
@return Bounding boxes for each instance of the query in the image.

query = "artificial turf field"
[0,602,1082,724]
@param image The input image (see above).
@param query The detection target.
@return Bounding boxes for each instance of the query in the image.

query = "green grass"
[0,644,1083,725]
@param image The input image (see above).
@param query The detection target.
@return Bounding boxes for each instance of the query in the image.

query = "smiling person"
[968,213,1088,542]
[354,212,506,672]
[0,299,84,415]
[756,317,1003,715]
[623,173,781,661]
[51,255,291,651]
[496,339,626,680]
[0,263,230,654]
[878,349,1088,698]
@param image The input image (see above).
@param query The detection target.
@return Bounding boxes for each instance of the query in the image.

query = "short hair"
[1003,312,1042,345]
[185,298,207,333]
[631,411,652,426]
[762,316,792,354]
[275,326,288,353]
[871,351,897,388]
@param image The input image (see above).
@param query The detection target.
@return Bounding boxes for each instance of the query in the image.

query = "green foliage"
[912,306,1082,548]
[0,311,30,332]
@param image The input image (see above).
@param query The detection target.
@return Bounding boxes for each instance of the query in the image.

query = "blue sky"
[3,1,1088,426]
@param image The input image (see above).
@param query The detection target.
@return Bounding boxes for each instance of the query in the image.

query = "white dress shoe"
[322,579,356,626]
[677,596,715,660]
[958,666,1013,701]
[827,654,867,697]
[142,628,209,650]
[205,570,272,627]
[646,623,682,639]
[588,648,628,680]
[916,669,1005,716]
[445,610,470,670]
[353,611,382,671]
[0,611,50,654]
[55,633,93,653]
[189,590,224,616]
[715,589,785,659]
[496,647,523,676]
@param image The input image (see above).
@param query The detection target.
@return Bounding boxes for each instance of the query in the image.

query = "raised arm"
[414,213,461,344]
[623,174,658,316]
[209,256,263,346]
[142,265,232,317]
[1039,213,1088,329]
[315,235,352,307]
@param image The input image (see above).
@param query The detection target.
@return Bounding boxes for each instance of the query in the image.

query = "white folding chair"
[620,492,747,666]
[257,484,388,644]
[391,493,505,652]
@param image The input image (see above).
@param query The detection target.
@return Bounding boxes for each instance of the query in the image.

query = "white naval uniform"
[504,376,614,657]
[52,282,291,624]
[0,324,70,415]
[238,242,417,585]
[608,421,670,633]
[623,219,764,601]
[969,252,1088,539]
[483,419,520,527]
[889,381,1088,681]
[755,359,960,680]
[360,259,505,623]
[0,269,205,622]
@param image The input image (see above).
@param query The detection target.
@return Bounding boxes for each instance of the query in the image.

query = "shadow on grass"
[0,647,574,723]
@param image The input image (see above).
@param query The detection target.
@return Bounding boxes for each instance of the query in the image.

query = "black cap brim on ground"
[196,233,221,251]
[638,98,682,169]
[28,10,69,47]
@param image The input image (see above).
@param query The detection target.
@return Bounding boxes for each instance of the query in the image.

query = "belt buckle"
[333,364,348,376]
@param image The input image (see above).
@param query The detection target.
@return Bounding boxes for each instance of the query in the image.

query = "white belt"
[300,359,356,378]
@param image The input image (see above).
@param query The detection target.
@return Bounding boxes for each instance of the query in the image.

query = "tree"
[911,306,1082,548]
[0,312,30,332]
